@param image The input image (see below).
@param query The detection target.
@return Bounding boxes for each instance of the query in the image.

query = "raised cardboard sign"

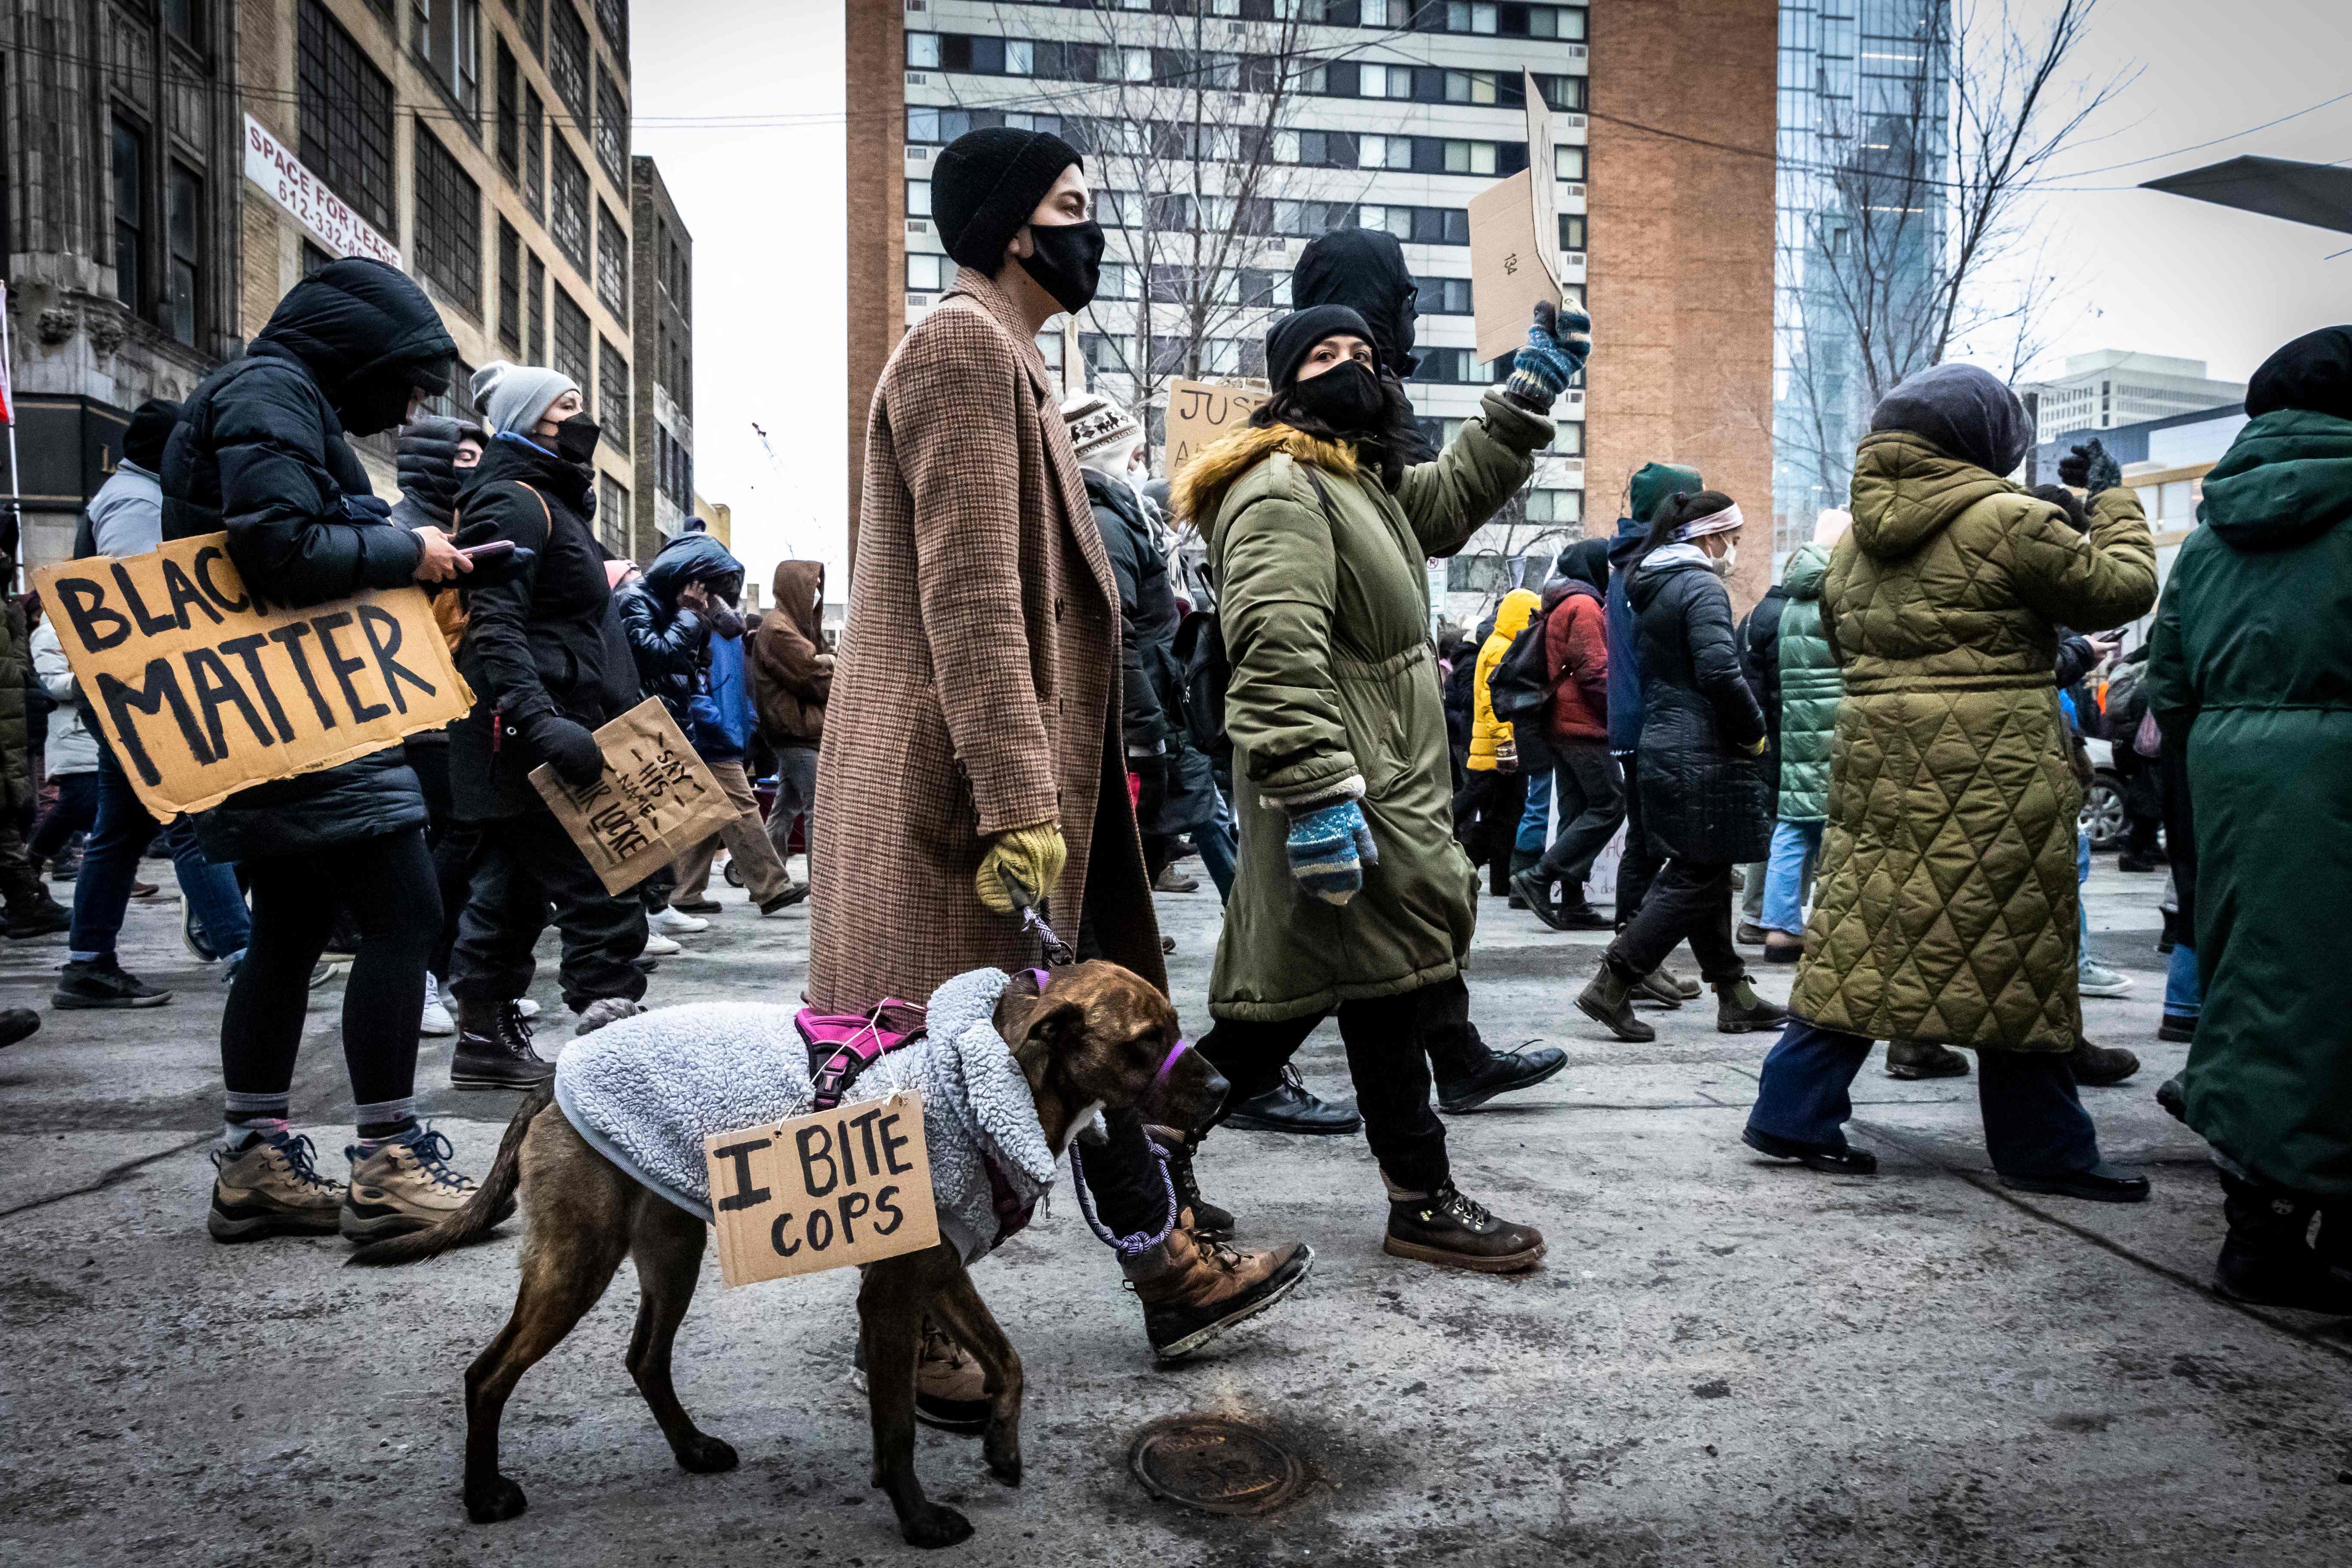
[1165,378,1271,482]
[528,697,740,895]
[704,1091,941,1287]
[1471,67,1565,363]
[32,534,473,823]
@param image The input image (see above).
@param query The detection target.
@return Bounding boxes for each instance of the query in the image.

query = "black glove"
[2057,439,2122,496]
[529,714,606,788]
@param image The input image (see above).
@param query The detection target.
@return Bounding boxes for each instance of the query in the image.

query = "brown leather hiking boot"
[208,1131,343,1242]
[1576,961,1654,1042]
[341,1126,481,1242]
[2067,1036,2140,1087]
[914,1318,990,1431]
[1384,1181,1546,1273]
[1123,1227,1313,1361]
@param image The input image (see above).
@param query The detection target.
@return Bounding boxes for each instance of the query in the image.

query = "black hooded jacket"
[389,414,468,533]
[450,433,640,819]
[158,258,455,859]
[1627,554,1770,864]
[617,532,744,722]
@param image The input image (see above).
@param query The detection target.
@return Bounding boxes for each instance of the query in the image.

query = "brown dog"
[349,962,1226,1548]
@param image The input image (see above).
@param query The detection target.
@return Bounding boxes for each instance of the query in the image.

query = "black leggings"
[221,828,440,1112]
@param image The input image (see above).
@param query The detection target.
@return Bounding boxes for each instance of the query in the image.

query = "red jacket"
[1544,583,1609,743]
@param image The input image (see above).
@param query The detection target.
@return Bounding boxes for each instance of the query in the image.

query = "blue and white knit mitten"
[1503,300,1592,409]
[1286,801,1379,906]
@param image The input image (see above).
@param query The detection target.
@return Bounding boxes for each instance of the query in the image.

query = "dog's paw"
[675,1433,739,1474]
[983,1426,1022,1487]
[902,1502,974,1549]
[464,1475,528,1524]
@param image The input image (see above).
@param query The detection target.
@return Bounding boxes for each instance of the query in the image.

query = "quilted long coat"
[1772,542,1841,824]
[810,268,1162,1010]
[1788,432,2156,1051]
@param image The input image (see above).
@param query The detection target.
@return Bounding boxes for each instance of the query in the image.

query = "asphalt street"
[3,851,2347,1566]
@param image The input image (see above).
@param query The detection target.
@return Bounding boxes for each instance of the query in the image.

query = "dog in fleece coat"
[348,962,1228,1549]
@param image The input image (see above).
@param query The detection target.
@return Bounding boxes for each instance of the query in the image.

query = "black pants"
[450,807,648,1013]
[221,829,440,1113]
[1534,742,1626,897]
[28,772,99,862]
[1452,768,1527,895]
[1608,856,1741,985]
[1613,754,1660,927]
[406,739,477,980]
[1197,982,1452,1194]
[2114,746,2164,857]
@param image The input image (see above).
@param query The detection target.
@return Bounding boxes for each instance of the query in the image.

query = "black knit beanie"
[933,127,1083,273]
[1266,305,1375,391]
[2245,325,2352,423]
[123,398,181,472]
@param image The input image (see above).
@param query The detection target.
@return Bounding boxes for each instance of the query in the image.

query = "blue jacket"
[1605,514,1649,752]
[692,630,754,762]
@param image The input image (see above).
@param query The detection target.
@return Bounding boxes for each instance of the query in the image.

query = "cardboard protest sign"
[1471,67,1566,363]
[704,1090,941,1287]
[1165,378,1270,480]
[528,697,739,894]
[32,533,474,823]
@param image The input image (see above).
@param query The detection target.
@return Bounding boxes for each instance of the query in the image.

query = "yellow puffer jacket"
[1467,588,1541,772]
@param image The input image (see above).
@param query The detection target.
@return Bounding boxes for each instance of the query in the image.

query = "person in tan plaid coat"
[810,129,1310,1387]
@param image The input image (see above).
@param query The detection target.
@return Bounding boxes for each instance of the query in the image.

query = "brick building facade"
[629,152,691,563]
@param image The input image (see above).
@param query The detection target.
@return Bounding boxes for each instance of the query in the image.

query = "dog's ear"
[1003,992,1087,1070]
[992,968,1045,1044]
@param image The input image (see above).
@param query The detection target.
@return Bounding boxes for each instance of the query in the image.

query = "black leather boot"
[451,999,553,1090]
[1220,1064,1361,1135]
[1715,975,1789,1033]
[1576,958,1654,1042]
[1383,1180,1545,1273]
[1438,1044,1568,1113]
[2214,1172,2352,1313]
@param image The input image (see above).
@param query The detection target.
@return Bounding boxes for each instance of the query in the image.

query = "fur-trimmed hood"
[1170,421,1362,531]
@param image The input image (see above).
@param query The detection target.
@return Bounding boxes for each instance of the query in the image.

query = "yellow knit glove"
[975,821,1069,914]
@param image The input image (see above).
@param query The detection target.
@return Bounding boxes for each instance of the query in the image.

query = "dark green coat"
[1175,391,1549,1020]
[1773,542,1840,824]
[2147,408,2352,1198]
[1790,432,2156,1050]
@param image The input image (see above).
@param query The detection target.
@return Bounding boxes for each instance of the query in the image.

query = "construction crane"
[750,420,798,560]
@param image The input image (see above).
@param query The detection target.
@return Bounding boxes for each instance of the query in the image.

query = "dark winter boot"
[1715,975,1789,1034]
[2214,1172,2352,1314]
[1576,958,1654,1043]
[7,891,72,941]
[2067,1036,2141,1087]
[1151,1128,1235,1240]
[451,999,553,1090]
[1438,1044,1568,1113]
[1383,1180,1546,1273]
[1886,1038,1970,1080]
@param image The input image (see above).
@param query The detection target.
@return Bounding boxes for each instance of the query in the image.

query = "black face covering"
[1017,219,1106,313]
[553,412,601,465]
[1289,360,1386,433]
[341,378,420,438]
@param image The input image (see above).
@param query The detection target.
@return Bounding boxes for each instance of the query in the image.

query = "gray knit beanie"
[471,359,579,438]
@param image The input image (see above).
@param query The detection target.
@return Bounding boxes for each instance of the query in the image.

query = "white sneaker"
[420,990,457,1037]
[575,996,646,1036]
[642,933,682,957]
[2078,961,2134,998]
[515,997,540,1020]
[652,906,709,935]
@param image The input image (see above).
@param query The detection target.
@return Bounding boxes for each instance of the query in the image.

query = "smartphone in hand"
[460,540,518,565]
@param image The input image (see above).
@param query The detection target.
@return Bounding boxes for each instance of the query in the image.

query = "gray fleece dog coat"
[553,967,1057,1264]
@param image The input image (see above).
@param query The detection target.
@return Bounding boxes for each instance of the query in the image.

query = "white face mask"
[1712,541,1738,577]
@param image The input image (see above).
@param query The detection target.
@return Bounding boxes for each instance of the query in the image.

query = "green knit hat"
[1629,461,1704,524]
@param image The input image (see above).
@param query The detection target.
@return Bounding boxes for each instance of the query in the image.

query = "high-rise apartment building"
[2022,349,2247,445]
[631,153,692,562]
[846,0,1775,616]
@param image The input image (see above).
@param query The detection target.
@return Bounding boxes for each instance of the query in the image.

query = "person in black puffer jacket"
[1576,490,1786,1041]
[445,362,650,1070]
[160,257,482,1244]
[616,530,739,723]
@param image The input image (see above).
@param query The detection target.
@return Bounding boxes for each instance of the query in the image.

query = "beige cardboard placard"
[704,1090,941,1287]
[1470,67,1565,363]
[1522,66,1562,293]
[32,533,475,824]
[1165,378,1271,480]
[529,696,739,894]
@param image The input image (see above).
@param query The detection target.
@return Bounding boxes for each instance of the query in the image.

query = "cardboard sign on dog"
[32,533,474,823]
[704,1092,942,1286]
[1165,378,1270,478]
[528,697,737,894]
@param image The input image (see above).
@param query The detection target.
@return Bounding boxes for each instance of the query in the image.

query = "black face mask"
[1290,360,1386,432]
[340,378,421,438]
[553,413,601,465]
[1017,219,1106,313]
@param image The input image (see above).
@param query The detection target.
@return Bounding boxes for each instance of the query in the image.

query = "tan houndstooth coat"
[809,268,1163,1010]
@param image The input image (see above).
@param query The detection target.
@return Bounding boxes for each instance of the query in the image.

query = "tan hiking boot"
[914,1317,990,1431]
[208,1131,344,1242]
[341,1125,479,1242]
[1123,1226,1313,1361]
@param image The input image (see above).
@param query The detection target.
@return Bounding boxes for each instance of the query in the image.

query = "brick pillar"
[1583,0,1778,611]
[843,0,906,584]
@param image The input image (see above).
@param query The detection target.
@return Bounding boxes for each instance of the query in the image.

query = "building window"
[549,0,590,127]
[551,138,589,270]
[1555,144,1588,182]
[166,164,202,346]
[496,38,520,175]
[905,252,951,292]
[596,202,628,321]
[597,472,628,552]
[111,116,146,312]
[594,67,628,186]
[553,286,592,390]
[163,0,201,49]
[524,84,546,219]
[297,1,395,232]
[518,0,542,58]
[413,0,481,116]
[1418,275,1473,315]
[593,0,627,61]
[527,252,548,362]
[498,220,523,355]
[1559,213,1586,253]
[905,179,930,218]
[413,124,483,313]
[599,337,629,450]
[301,239,334,276]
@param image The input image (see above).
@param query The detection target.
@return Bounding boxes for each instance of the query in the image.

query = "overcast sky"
[631,0,2352,590]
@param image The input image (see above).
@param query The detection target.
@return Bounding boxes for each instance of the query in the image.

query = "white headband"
[1670,502,1743,542]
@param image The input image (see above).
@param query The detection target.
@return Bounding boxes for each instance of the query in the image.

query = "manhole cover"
[1129,1414,1306,1516]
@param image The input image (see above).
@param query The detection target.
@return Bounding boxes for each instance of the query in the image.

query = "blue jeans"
[1516,767,1552,859]
[1194,787,1238,903]
[2075,828,2093,970]
[2165,943,2201,1021]
[1746,1018,2101,1178]
[1759,819,1823,934]
[69,746,252,963]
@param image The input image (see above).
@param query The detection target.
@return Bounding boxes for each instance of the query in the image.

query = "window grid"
[297,0,395,233]
[413,123,483,314]
[596,201,628,322]
[599,336,630,450]
[594,67,628,187]
[112,116,145,312]
[524,84,546,219]
[527,252,548,364]
[167,162,202,346]
[553,286,592,392]
[548,0,590,127]
[498,219,524,355]
[551,137,590,270]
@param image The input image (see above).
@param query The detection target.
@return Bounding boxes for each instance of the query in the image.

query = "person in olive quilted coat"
[1741,363,2158,1200]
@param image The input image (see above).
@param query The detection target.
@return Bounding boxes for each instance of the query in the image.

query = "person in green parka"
[1169,300,1586,1273]
[1753,515,1847,964]
[1740,362,2159,1200]
[2146,325,2352,1314]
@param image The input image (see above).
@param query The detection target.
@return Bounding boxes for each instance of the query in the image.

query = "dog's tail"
[346,1081,553,1268]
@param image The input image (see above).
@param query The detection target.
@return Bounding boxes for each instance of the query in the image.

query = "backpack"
[1488,613,1554,727]
[1173,609,1228,758]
